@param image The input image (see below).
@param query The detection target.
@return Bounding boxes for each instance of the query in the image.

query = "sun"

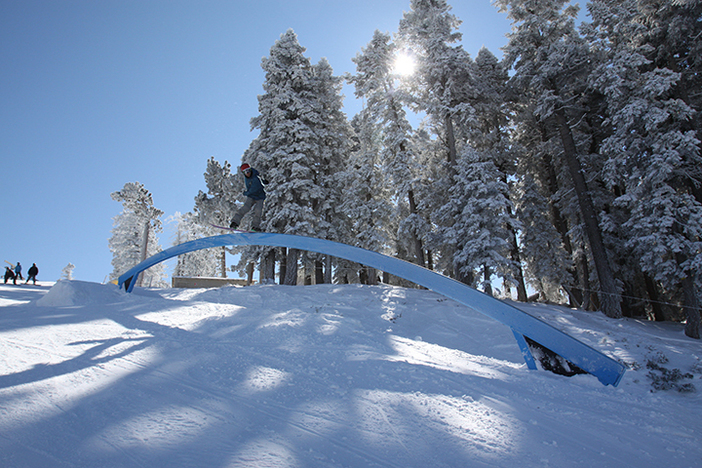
[392,52,416,76]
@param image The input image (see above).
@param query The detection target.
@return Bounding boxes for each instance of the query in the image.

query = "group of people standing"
[4,262,38,285]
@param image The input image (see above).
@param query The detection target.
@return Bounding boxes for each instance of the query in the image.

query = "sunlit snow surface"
[1,281,700,467]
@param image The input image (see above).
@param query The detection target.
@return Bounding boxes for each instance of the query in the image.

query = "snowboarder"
[15,262,23,280]
[229,163,266,232]
[4,267,16,285]
[26,263,38,285]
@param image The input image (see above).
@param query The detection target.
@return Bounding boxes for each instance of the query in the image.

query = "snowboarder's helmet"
[240,163,251,173]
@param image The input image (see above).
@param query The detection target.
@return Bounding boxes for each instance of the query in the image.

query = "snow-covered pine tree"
[586,0,702,336]
[398,1,515,286]
[397,2,528,294]
[632,0,702,336]
[336,111,393,284]
[471,46,528,300]
[310,57,353,237]
[348,30,428,268]
[434,147,515,295]
[248,29,319,238]
[61,263,75,281]
[397,0,475,166]
[497,0,623,318]
[302,57,354,282]
[171,211,220,278]
[245,29,349,284]
[194,157,239,227]
[636,0,702,135]
[508,99,601,309]
[194,157,240,277]
[471,48,510,156]
[109,182,167,288]
[514,175,574,302]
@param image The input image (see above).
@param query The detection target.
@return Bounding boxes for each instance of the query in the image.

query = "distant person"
[229,163,267,232]
[26,263,38,285]
[15,262,23,280]
[4,267,16,285]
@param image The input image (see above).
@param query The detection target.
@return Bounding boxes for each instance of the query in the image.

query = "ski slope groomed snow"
[1,281,701,467]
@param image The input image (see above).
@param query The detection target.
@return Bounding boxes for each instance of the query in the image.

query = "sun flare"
[393,53,416,76]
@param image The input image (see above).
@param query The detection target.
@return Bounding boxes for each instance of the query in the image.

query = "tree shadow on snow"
[1,283,526,468]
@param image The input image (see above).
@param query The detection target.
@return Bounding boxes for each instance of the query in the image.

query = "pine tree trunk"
[324,256,332,284]
[408,189,425,267]
[220,247,227,278]
[137,223,150,287]
[483,264,493,297]
[576,251,594,311]
[263,249,276,283]
[304,263,312,285]
[140,222,150,263]
[682,274,701,339]
[315,260,324,284]
[367,267,378,285]
[359,267,368,285]
[543,149,582,307]
[284,248,299,285]
[445,115,457,165]
[279,248,287,285]
[554,108,622,318]
[508,225,528,302]
[676,251,701,339]
[246,262,254,286]
[643,273,665,321]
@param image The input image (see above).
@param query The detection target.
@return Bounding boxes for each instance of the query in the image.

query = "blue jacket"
[243,168,266,200]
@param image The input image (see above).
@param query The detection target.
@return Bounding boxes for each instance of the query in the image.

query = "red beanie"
[240,163,251,172]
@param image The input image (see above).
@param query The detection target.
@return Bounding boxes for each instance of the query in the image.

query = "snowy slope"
[1,281,700,467]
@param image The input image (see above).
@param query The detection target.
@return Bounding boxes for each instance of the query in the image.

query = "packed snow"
[1,280,700,467]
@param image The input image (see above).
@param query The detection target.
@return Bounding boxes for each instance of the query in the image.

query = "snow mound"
[36,280,127,307]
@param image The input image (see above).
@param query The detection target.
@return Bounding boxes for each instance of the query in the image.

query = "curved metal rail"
[118,232,625,386]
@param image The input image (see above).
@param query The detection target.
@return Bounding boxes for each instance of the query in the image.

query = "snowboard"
[209,224,257,233]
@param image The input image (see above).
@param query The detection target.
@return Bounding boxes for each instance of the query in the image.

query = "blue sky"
[1,0,512,283]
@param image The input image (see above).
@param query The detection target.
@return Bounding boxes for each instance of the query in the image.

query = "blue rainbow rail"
[118,232,625,386]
